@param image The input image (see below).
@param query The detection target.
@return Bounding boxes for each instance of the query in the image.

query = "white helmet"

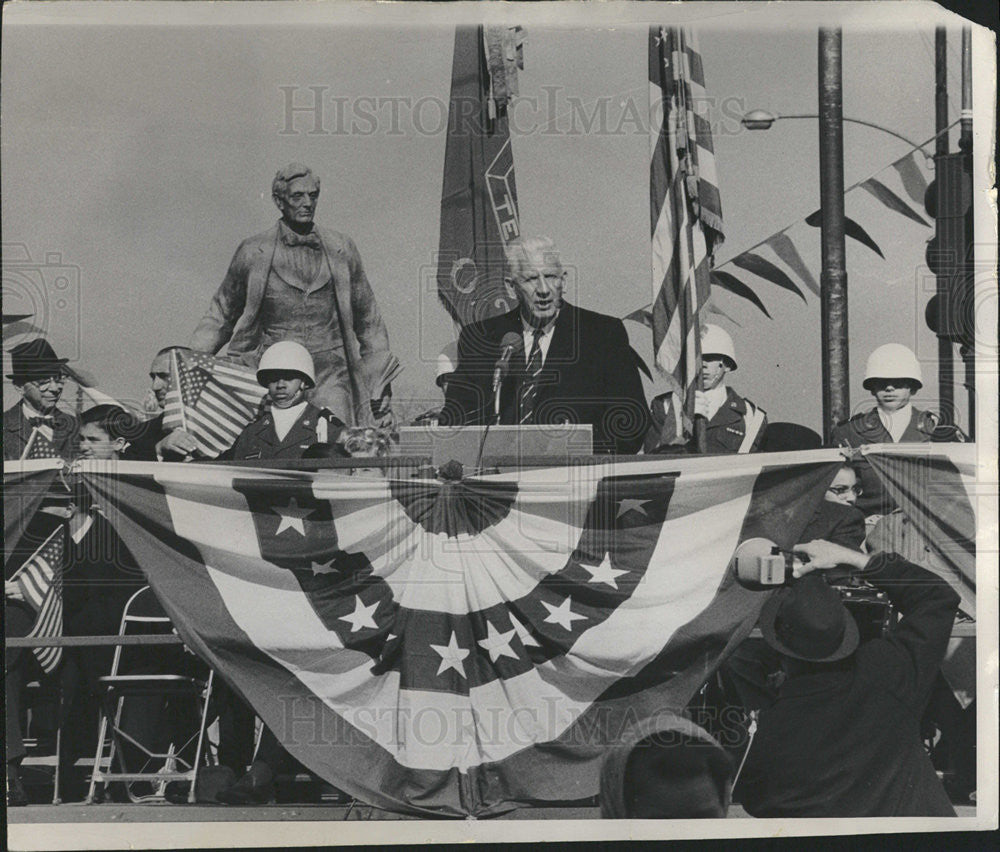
[436,342,458,388]
[256,340,315,387]
[701,324,737,370]
[863,343,923,390]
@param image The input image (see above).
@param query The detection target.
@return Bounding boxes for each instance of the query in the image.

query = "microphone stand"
[474,373,504,474]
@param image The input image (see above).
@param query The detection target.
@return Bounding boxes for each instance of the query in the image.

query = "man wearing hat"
[644,324,767,454]
[189,163,394,428]
[830,343,964,515]
[738,539,959,817]
[4,338,78,460]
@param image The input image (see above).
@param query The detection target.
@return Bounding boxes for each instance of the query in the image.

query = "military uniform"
[644,386,767,455]
[830,406,965,515]
[225,402,344,462]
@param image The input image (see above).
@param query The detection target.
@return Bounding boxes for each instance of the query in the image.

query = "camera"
[731,537,803,588]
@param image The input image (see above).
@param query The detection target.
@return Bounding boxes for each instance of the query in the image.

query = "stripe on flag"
[649,26,724,407]
[162,350,266,458]
[79,451,853,816]
[10,525,67,673]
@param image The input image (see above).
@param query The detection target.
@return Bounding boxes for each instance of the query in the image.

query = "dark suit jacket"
[441,304,649,454]
[3,402,78,461]
[740,555,958,817]
[120,412,169,461]
[225,402,339,461]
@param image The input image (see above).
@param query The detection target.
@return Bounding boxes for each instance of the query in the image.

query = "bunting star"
[541,597,587,631]
[477,620,519,663]
[616,498,650,519]
[579,554,629,590]
[310,557,337,576]
[430,631,470,678]
[340,596,379,633]
[272,497,313,536]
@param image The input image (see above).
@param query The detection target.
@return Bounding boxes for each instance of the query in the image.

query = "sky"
[2,1,993,437]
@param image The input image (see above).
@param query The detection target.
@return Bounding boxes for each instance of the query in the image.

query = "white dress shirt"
[270,400,308,442]
[703,382,729,421]
[877,402,913,442]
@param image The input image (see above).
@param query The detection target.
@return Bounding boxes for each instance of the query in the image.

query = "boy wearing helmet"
[830,343,964,514]
[644,324,767,454]
[225,341,345,461]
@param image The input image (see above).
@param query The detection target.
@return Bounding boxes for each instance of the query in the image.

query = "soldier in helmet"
[830,343,964,515]
[644,324,767,455]
[224,340,346,461]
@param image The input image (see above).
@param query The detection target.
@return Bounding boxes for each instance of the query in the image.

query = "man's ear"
[112,437,127,453]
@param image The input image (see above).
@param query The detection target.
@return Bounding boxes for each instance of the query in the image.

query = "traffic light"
[924,152,974,345]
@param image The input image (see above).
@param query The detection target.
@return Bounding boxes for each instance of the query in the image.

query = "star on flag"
[541,597,587,631]
[616,498,650,519]
[340,595,380,633]
[579,554,629,590]
[477,621,519,663]
[430,631,470,678]
[310,557,337,576]
[272,497,314,536]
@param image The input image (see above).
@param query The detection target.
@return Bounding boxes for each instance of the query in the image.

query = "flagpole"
[171,348,191,436]
[818,28,849,442]
[935,26,955,424]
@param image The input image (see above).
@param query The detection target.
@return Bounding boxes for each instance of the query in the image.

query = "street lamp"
[741,109,934,165]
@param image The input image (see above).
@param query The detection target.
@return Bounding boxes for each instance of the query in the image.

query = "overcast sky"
[2,1,991,435]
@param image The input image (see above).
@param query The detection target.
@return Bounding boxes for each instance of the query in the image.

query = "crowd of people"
[4,162,973,815]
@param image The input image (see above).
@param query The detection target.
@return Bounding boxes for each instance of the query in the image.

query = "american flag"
[80,450,862,816]
[11,525,67,674]
[21,426,61,460]
[162,350,267,458]
[649,27,724,402]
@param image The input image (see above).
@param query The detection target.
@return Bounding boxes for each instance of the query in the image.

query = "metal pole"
[960,26,975,439]
[818,28,849,441]
[935,27,955,422]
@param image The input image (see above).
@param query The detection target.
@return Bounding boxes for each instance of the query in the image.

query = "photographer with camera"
[738,540,959,817]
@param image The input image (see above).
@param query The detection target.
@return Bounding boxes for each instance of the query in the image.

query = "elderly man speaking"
[190,163,394,427]
[442,236,649,454]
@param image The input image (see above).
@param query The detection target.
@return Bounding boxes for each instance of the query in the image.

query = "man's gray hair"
[504,235,562,279]
[272,163,320,198]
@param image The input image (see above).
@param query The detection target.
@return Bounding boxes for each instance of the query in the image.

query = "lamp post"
[741,110,934,164]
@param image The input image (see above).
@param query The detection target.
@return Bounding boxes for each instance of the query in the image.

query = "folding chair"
[86,586,215,804]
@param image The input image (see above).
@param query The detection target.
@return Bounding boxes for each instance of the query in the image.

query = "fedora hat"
[759,573,859,662]
[5,339,69,384]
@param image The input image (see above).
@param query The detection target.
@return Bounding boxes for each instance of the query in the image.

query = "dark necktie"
[283,230,321,249]
[29,416,55,428]
[519,330,544,425]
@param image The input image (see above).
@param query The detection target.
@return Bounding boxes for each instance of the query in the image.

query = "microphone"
[492,332,524,392]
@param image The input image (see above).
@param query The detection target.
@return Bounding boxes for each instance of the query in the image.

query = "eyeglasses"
[827,485,863,496]
[29,375,66,388]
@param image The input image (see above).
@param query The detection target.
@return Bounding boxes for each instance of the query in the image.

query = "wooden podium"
[396,424,593,468]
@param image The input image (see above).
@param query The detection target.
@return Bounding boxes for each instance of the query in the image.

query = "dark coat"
[225,402,341,461]
[829,407,963,515]
[441,304,649,454]
[739,554,959,818]
[3,402,78,461]
[703,387,768,454]
[120,412,169,461]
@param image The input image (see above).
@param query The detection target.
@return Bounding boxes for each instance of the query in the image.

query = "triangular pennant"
[623,308,653,328]
[765,233,820,297]
[891,152,929,207]
[859,177,931,228]
[705,299,742,328]
[805,210,884,258]
[731,252,807,303]
[710,271,772,319]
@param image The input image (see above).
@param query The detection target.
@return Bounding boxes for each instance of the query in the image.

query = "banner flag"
[77,451,853,816]
[10,524,67,673]
[731,252,807,303]
[891,151,930,206]
[710,271,771,319]
[436,25,522,327]
[764,233,821,297]
[859,177,932,228]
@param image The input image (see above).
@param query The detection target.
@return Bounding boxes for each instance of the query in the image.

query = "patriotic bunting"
[765,233,821,297]
[891,151,931,206]
[859,177,931,228]
[76,451,854,816]
[731,252,807,303]
[10,525,68,674]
